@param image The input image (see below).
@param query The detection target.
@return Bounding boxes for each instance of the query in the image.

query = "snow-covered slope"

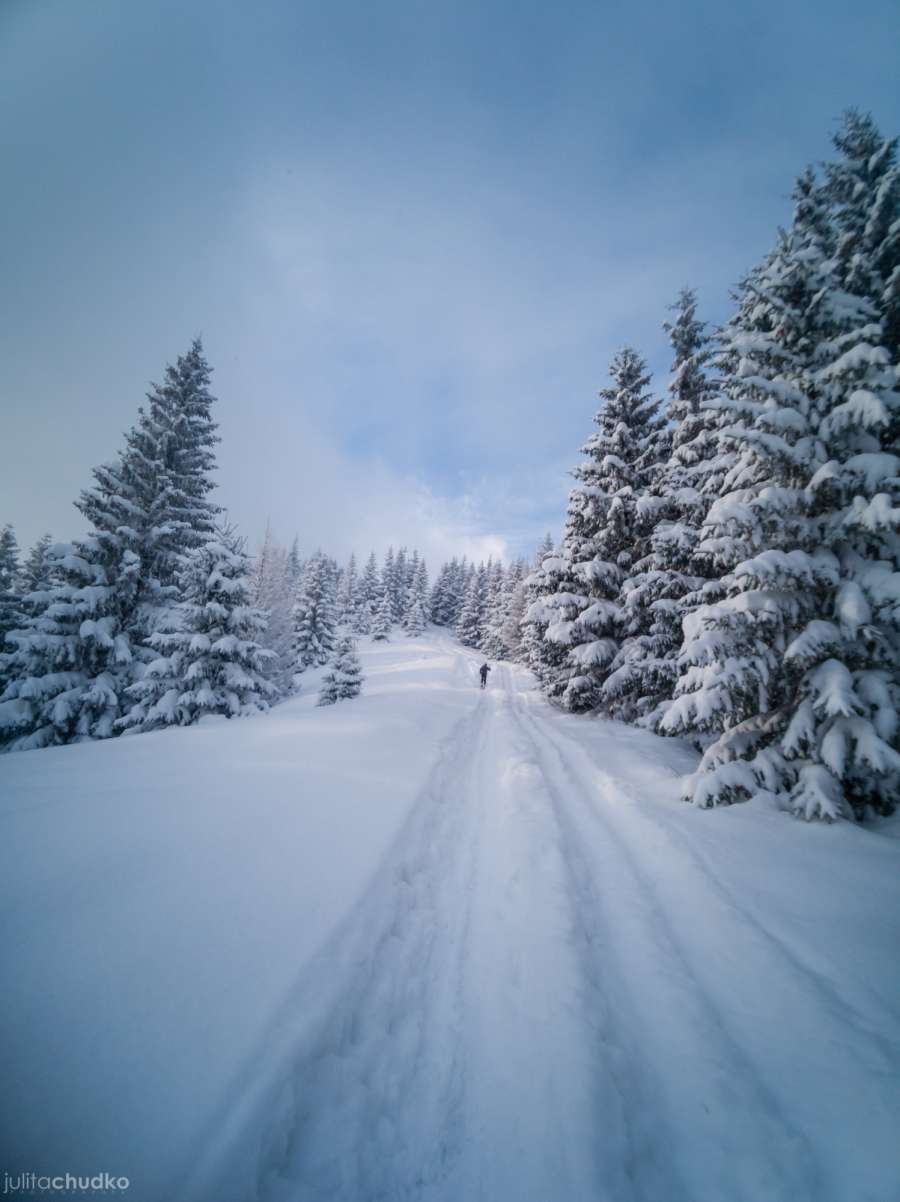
[1,631,899,1202]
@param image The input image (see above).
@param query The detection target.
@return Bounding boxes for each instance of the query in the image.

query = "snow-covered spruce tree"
[659,179,835,805]
[251,525,295,697]
[519,536,568,683]
[353,551,381,633]
[452,559,471,627]
[18,533,54,594]
[603,291,719,725]
[402,556,429,635]
[394,546,407,610]
[431,557,469,627]
[336,554,358,627]
[0,524,19,592]
[790,140,900,819]
[371,589,393,641]
[0,525,23,693]
[498,559,529,661]
[456,562,489,649]
[382,547,397,621]
[0,524,21,628]
[0,533,58,699]
[393,547,409,621]
[323,554,341,611]
[291,551,338,674]
[351,597,372,636]
[318,635,364,705]
[0,457,147,748]
[662,166,900,819]
[413,557,430,617]
[536,348,664,712]
[120,337,220,646]
[0,548,85,750]
[403,592,427,637]
[823,110,900,359]
[480,561,511,659]
[1,341,222,748]
[122,525,276,729]
[285,537,303,592]
[107,338,221,725]
[156,337,220,563]
[405,550,421,610]
[429,560,456,626]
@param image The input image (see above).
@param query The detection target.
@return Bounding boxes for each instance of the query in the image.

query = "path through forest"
[253,636,900,1202]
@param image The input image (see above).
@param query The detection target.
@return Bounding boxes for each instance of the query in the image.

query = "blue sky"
[2,0,898,564]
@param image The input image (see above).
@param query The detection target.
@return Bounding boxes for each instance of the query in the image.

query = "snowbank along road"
[2,631,899,1202]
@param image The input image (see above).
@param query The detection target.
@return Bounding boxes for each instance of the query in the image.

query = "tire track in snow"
[445,676,621,1202]
[501,664,824,1202]
[252,636,895,1202]
[255,688,490,1201]
[257,637,625,1202]
[563,738,900,1065]
[514,689,900,1202]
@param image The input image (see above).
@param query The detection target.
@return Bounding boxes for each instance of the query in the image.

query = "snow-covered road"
[254,642,900,1202]
[2,631,899,1202]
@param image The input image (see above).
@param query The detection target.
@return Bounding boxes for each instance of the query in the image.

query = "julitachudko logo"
[2,1172,129,1194]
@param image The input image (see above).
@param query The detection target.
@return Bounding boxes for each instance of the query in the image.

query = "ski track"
[505,665,900,1202]
[253,636,900,1202]
[257,675,485,1201]
[503,671,818,1202]
[532,697,900,1056]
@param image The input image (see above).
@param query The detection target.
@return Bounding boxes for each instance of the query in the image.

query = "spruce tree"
[0,525,22,694]
[336,554,358,627]
[404,594,427,637]
[285,538,303,592]
[19,533,54,594]
[371,590,393,641]
[120,337,220,645]
[456,563,489,648]
[499,560,529,661]
[0,524,21,635]
[2,341,224,748]
[413,557,429,616]
[292,552,338,673]
[382,547,397,621]
[123,525,276,729]
[519,536,564,681]
[604,292,717,725]
[354,551,381,633]
[661,167,900,819]
[480,561,510,659]
[318,635,364,705]
[536,348,664,711]
[0,454,149,748]
[429,560,457,626]
[0,559,132,748]
[405,550,421,614]
[402,555,429,634]
[789,151,900,819]
[392,547,409,621]
[252,525,295,696]
[0,525,19,593]
[823,110,900,357]
[450,559,471,628]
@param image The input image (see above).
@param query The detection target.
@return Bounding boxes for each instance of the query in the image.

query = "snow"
[2,630,899,1202]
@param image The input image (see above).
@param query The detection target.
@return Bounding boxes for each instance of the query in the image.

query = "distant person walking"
[479,663,491,689]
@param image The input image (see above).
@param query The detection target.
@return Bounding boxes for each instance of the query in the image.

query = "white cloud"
[216,395,508,566]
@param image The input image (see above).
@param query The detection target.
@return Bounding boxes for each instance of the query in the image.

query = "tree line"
[0,393,444,747]
[2,110,897,825]
[502,112,899,823]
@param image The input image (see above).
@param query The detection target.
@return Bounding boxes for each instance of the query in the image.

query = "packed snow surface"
[2,631,899,1202]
